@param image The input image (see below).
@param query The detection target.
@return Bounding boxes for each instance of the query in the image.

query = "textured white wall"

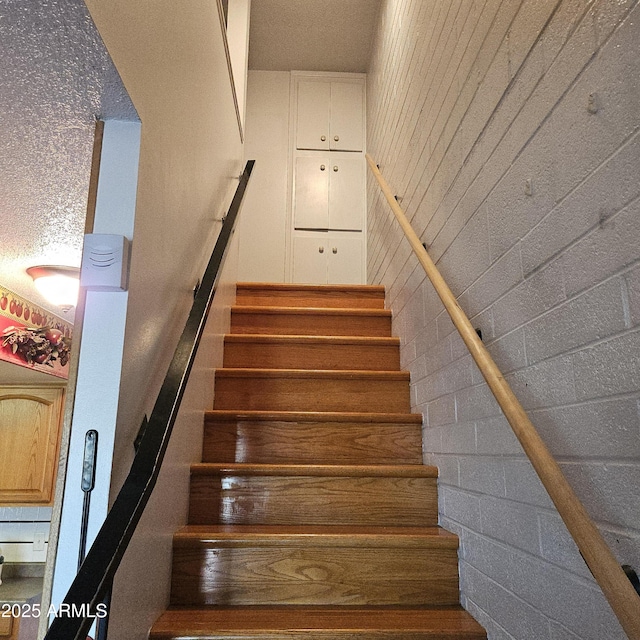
[237,70,290,282]
[76,2,244,637]
[367,2,640,639]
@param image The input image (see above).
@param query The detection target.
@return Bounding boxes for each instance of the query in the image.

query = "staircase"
[150,283,486,639]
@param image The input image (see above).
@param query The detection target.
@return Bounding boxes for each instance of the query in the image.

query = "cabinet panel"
[293,156,329,229]
[0,613,18,639]
[292,235,329,284]
[330,83,364,151]
[327,236,363,284]
[328,156,364,230]
[294,155,364,231]
[292,233,363,285]
[0,386,65,504]
[295,81,330,150]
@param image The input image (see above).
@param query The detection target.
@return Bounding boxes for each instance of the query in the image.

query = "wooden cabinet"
[0,612,19,639]
[293,153,364,231]
[295,80,364,152]
[292,232,363,285]
[0,385,65,505]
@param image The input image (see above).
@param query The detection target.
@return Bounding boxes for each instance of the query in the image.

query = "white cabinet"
[293,153,364,230]
[289,73,366,285]
[292,233,363,284]
[296,81,364,152]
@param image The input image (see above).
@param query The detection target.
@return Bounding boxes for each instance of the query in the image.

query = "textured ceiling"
[248,0,381,72]
[0,0,137,325]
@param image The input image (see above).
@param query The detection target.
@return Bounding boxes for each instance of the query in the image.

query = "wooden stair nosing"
[150,606,487,639]
[204,410,423,424]
[236,282,387,294]
[173,525,458,549]
[190,463,438,478]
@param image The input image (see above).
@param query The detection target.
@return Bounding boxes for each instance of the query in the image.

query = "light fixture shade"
[27,265,80,310]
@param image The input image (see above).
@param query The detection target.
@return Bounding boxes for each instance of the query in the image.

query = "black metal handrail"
[44,160,255,640]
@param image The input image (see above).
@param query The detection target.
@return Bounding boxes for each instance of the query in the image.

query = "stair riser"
[170,546,459,606]
[213,376,410,413]
[236,287,386,309]
[189,475,438,526]
[223,340,400,371]
[202,420,423,465]
[230,311,392,337]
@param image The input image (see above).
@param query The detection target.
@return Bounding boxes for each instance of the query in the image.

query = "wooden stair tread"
[191,463,438,478]
[152,280,486,637]
[235,283,386,310]
[151,606,486,638]
[204,410,423,423]
[215,368,409,380]
[174,525,458,548]
[237,283,387,294]
[232,306,391,317]
[224,334,400,345]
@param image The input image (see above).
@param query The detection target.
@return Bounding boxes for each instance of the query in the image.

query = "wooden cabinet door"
[0,613,19,639]
[0,386,65,504]
[329,82,364,151]
[296,81,330,150]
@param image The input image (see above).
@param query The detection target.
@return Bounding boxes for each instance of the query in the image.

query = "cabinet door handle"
[321,135,327,142]
[332,247,338,254]
[334,135,340,142]
[319,246,324,253]
[333,166,339,172]
[320,164,326,171]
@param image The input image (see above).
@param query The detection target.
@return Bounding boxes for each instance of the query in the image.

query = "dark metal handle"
[81,430,98,492]
[78,430,99,572]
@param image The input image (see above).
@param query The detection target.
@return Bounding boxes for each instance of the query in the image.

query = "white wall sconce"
[26,265,80,311]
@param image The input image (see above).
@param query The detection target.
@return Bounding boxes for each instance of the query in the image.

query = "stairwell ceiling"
[248,0,381,72]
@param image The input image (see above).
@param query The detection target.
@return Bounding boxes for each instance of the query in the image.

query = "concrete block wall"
[366,1,640,639]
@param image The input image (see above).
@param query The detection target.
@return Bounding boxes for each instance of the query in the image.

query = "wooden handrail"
[366,154,640,640]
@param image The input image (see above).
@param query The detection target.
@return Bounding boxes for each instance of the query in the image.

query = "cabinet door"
[0,386,65,504]
[327,235,363,284]
[328,156,365,230]
[292,235,329,284]
[330,82,364,151]
[293,156,329,229]
[296,81,330,150]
